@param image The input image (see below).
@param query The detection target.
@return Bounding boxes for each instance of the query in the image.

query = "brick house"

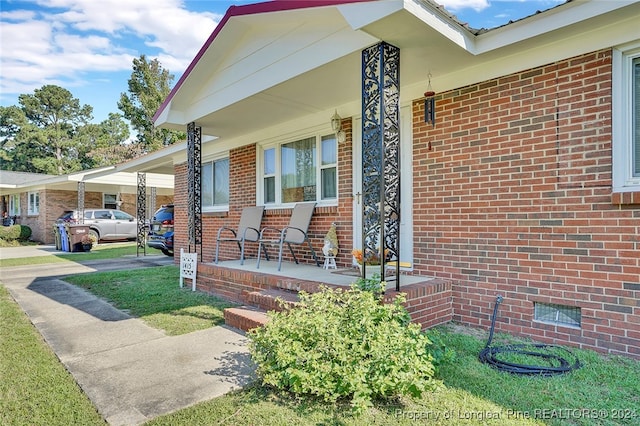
[129,0,640,357]
[0,169,173,244]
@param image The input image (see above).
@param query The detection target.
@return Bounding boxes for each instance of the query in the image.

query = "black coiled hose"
[478,295,581,376]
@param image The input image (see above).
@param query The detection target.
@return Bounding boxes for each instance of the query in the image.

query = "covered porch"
[194,258,453,332]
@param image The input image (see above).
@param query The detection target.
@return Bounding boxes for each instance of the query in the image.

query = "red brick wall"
[412,49,640,357]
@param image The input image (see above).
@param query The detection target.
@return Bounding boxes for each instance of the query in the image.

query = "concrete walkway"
[1,246,255,425]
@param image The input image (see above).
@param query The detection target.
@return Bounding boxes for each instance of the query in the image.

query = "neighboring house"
[127,0,639,357]
[0,169,173,244]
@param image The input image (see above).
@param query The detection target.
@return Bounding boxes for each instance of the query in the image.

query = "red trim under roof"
[153,0,373,123]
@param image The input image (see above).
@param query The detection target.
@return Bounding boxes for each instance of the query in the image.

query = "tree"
[1,88,141,173]
[0,105,35,172]
[80,113,144,167]
[15,85,94,175]
[118,55,185,152]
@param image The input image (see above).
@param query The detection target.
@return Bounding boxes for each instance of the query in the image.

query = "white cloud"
[0,0,222,102]
[437,0,490,12]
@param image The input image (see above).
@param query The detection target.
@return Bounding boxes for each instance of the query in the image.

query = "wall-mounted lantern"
[331,110,346,143]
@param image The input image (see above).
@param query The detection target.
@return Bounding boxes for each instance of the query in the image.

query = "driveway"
[1,245,255,426]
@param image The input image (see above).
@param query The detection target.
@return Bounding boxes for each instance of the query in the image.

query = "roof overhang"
[0,166,173,195]
[97,142,186,175]
[153,0,640,144]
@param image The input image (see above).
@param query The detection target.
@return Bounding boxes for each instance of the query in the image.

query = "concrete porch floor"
[203,258,433,290]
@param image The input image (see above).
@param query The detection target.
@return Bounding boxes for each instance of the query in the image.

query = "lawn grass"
[434,325,640,426]
[64,266,237,335]
[145,323,640,426]
[0,241,154,268]
[0,285,106,426]
[5,261,640,426]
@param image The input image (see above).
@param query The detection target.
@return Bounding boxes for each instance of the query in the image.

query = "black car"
[147,205,174,256]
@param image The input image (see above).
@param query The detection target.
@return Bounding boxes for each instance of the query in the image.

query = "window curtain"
[214,159,229,205]
[281,137,316,202]
[201,163,213,207]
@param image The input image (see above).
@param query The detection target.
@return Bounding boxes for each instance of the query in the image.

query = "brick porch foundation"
[195,263,453,332]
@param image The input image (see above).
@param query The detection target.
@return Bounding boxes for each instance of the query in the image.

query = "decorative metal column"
[362,41,401,291]
[77,182,85,224]
[187,122,202,260]
[136,172,147,256]
[149,187,157,222]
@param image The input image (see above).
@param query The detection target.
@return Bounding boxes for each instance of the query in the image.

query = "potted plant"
[81,234,96,252]
[351,247,389,273]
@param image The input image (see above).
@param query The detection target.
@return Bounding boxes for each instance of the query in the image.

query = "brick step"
[223,306,269,332]
[244,288,299,312]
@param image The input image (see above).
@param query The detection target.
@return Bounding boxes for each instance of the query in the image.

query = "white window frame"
[103,193,118,209]
[612,42,640,192]
[27,191,39,215]
[201,154,230,213]
[258,133,338,207]
[8,194,20,216]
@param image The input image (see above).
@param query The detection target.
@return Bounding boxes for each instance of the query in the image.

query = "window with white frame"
[202,157,229,211]
[260,134,337,205]
[634,56,640,177]
[104,193,118,209]
[8,194,20,216]
[613,44,640,191]
[27,191,39,215]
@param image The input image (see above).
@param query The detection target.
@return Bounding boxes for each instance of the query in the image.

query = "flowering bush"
[351,248,389,265]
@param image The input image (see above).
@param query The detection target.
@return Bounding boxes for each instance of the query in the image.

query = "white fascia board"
[403,0,475,50]
[341,0,474,50]
[473,0,635,54]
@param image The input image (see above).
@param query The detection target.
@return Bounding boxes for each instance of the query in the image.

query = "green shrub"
[248,285,439,413]
[18,225,32,240]
[425,328,456,368]
[353,274,455,368]
[353,272,385,296]
[0,225,31,241]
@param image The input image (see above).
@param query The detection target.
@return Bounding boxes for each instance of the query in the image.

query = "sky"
[0,0,566,124]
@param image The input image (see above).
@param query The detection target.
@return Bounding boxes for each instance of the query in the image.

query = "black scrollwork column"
[77,182,85,225]
[362,41,401,290]
[136,172,146,256]
[187,122,202,260]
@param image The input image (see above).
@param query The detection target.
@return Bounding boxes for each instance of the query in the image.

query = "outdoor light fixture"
[424,73,436,127]
[331,109,346,143]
